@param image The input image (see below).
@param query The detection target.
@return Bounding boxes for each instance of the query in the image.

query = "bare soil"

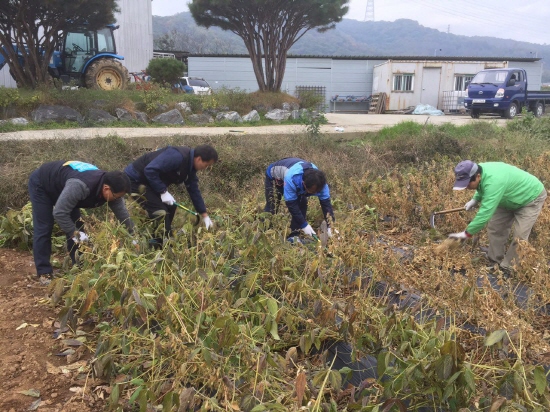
[0,248,105,412]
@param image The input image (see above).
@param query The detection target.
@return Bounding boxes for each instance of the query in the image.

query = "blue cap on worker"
[453,160,478,190]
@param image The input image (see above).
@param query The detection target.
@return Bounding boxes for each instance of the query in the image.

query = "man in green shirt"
[449,160,547,271]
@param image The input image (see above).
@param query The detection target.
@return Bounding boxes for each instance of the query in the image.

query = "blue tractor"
[0,24,129,90]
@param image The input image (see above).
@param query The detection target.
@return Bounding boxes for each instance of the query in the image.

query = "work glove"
[448,231,472,240]
[161,191,175,206]
[203,215,213,230]
[72,231,89,244]
[302,224,316,237]
[327,228,333,237]
[464,199,478,211]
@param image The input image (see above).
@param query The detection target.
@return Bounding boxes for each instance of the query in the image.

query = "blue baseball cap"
[453,160,478,190]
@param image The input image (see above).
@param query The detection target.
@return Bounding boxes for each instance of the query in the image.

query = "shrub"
[146,58,185,86]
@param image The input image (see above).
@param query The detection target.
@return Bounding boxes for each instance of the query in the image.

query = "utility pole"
[364,0,374,22]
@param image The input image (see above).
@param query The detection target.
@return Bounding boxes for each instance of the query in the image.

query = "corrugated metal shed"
[112,0,153,74]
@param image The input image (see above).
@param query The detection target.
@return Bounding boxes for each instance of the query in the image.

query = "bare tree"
[189,0,349,92]
[0,0,118,88]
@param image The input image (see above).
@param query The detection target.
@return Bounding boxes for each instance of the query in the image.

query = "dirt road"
[0,113,506,141]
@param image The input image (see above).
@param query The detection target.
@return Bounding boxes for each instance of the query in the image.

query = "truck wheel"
[470,109,480,119]
[533,102,544,118]
[85,59,128,90]
[505,102,518,119]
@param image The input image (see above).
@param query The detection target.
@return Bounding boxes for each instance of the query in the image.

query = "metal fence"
[442,91,467,113]
[295,86,327,112]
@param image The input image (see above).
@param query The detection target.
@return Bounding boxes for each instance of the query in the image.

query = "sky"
[151,0,550,46]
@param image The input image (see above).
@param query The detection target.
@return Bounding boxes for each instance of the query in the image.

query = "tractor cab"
[62,26,116,73]
[50,24,128,90]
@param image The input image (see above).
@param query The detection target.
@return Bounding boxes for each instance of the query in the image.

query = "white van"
[178,77,212,95]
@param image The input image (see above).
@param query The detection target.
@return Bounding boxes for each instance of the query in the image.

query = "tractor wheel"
[85,59,128,90]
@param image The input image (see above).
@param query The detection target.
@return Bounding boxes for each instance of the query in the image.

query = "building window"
[454,75,474,91]
[393,74,414,91]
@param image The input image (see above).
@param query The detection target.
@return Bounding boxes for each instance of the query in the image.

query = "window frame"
[454,74,475,91]
[392,73,414,92]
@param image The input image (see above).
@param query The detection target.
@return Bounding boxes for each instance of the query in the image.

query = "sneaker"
[37,273,54,286]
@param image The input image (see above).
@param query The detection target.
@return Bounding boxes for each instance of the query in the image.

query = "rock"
[115,108,134,121]
[31,105,83,123]
[291,110,301,120]
[264,109,291,121]
[188,114,214,124]
[176,102,192,113]
[216,111,243,123]
[242,110,260,122]
[152,109,184,125]
[135,111,148,123]
[86,108,116,123]
[282,102,291,111]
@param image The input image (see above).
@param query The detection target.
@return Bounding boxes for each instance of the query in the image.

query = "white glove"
[464,199,478,211]
[448,231,472,240]
[302,224,316,237]
[327,228,333,237]
[132,239,139,246]
[161,191,175,206]
[203,215,213,230]
[72,231,89,244]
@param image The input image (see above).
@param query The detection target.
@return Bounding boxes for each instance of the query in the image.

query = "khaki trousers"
[487,189,547,269]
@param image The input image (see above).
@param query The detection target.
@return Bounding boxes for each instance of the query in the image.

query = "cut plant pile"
[2,118,550,411]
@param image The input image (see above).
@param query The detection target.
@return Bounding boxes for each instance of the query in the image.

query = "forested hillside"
[153,13,550,81]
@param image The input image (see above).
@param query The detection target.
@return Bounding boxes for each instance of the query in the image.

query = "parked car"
[177,76,212,95]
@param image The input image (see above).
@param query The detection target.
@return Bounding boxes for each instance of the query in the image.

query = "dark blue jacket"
[38,160,107,208]
[125,146,206,214]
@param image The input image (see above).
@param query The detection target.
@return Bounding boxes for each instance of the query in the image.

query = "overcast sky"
[151,0,549,46]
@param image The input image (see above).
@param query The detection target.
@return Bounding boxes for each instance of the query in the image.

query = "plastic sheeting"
[412,103,445,116]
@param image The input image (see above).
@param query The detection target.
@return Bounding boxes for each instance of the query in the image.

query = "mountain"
[153,13,550,81]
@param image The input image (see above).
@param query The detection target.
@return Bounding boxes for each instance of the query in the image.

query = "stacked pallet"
[368,93,387,114]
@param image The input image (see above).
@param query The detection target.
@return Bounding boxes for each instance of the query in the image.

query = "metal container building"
[372,58,543,111]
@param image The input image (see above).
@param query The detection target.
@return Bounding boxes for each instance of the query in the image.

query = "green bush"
[145,58,185,86]
[0,86,19,119]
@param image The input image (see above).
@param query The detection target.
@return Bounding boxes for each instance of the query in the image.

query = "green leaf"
[270,318,280,340]
[328,370,342,390]
[485,329,506,346]
[129,385,144,403]
[250,405,267,412]
[534,366,547,395]
[110,384,120,406]
[266,297,278,317]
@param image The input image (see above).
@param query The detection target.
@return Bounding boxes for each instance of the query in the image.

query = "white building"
[0,0,153,87]
[188,55,542,112]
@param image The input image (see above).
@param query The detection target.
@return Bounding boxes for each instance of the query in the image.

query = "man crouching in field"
[28,161,135,284]
[448,160,547,273]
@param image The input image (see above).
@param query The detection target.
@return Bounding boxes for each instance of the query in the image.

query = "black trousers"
[28,170,83,275]
[130,180,177,240]
[264,176,308,232]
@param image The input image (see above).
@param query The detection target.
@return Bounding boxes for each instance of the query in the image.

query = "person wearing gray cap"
[449,160,546,272]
